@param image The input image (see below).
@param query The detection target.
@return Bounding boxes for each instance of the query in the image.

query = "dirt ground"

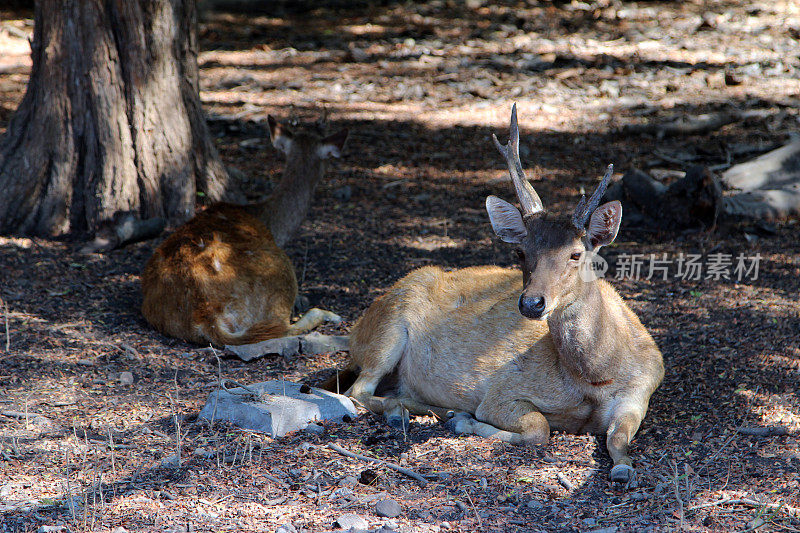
[1,1,799,532]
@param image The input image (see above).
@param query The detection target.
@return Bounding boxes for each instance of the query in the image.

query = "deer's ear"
[317,129,349,159]
[587,200,622,249]
[486,195,527,244]
[268,115,293,154]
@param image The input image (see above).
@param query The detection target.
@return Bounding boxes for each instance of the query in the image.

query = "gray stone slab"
[198,380,357,437]
[226,333,349,362]
[722,141,800,220]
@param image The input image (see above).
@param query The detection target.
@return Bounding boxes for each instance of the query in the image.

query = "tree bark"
[0,0,238,238]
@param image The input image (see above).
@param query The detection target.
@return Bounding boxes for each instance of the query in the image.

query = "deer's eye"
[516,250,525,262]
[570,252,582,261]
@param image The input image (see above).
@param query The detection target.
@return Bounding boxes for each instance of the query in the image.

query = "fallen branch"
[687,498,800,518]
[326,442,427,487]
[618,109,773,139]
[737,426,790,437]
[620,112,738,138]
[1,410,41,419]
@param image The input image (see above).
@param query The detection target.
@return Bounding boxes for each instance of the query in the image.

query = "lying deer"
[334,105,664,484]
[141,116,348,346]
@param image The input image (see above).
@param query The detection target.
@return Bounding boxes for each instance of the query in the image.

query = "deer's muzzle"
[518,294,547,320]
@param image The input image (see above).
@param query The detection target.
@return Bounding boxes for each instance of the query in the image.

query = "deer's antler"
[492,104,544,217]
[572,164,613,230]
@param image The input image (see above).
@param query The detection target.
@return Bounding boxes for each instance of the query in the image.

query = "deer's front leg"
[605,407,643,485]
[473,396,551,446]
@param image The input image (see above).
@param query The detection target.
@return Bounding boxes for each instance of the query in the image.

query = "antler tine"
[492,104,544,217]
[574,163,613,229]
[571,194,588,229]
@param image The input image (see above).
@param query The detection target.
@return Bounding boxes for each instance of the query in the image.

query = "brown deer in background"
[333,105,663,484]
[141,116,348,346]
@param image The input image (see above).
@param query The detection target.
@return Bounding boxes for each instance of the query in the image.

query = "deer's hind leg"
[346,298,409,409]
[287,307,342,335]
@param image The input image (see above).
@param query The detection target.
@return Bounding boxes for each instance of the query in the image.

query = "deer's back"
[141,204,296,343]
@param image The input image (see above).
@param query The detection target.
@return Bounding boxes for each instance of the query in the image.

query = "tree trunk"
[0,0,238,238]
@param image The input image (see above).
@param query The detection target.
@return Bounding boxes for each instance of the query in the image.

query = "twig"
[671,459,685,531]
[463,489,483,529]
[221,378,261,398]
[64,447,76,521]
[687,498,799,517]
[210,344,222,425]
[167,391,182,468]
[107,427,116,477]
[0,295,9,352]
[326,443,427,487]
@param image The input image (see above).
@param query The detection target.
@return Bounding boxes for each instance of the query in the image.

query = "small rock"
[160,454,180,467]
[526,499,543,509]
[193,447,212,458]
[37,527,67,533]
[338,475,358,487]
[111,528,128,533]
[304,423,324,434]
[276,525,297,533]
[119,371,134,385]
[334,513,368,530]
[441,522,451,529]
[333,185,352,201]
[374,499,401,518]
[359,469,379,485]
[582,517,597,527]
[588,528,618,533]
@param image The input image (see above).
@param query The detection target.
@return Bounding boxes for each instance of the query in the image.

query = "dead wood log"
[605,166,722,230]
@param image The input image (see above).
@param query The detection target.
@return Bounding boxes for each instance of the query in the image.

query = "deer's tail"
[205,318,289,346]
[320,363,359,394]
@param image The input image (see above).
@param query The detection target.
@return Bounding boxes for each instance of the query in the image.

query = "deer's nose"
[518,295,546,319]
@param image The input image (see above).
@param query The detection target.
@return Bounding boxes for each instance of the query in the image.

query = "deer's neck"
[249,156,325,247]
[547,281,618,385]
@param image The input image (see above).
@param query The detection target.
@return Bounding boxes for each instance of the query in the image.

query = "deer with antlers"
[333,105,663,484]
[141,116,348,346]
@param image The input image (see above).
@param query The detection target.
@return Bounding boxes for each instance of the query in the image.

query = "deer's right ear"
[587,200,622,249]
[317,129,349,159]
[268,115,293,154]
[486,195,527,244]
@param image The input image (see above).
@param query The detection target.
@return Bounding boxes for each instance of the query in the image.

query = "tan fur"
[141,118,347,346]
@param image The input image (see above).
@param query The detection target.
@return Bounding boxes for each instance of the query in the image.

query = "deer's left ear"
[587,200,622,249]
[486,195,527,244]
[317,129,349,159]
[268,115,293,155]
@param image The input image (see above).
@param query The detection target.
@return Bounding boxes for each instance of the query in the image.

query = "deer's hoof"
[610,464,636,486]
[385,412,410,430]
[444,412,474,435]
[324,312,343,325]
